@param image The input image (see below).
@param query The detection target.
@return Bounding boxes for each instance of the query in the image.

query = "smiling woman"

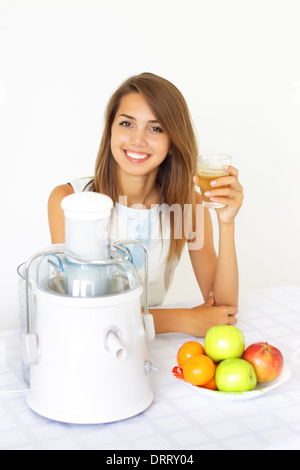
[48,72,243,337]
[110,93,172,193]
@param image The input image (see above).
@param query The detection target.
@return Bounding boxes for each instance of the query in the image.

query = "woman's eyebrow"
[119,113,159,124]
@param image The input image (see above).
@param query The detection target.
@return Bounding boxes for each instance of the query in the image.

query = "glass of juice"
[197,154,232,208]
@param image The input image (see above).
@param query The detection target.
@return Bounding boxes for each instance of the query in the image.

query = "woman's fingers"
[224,165,238,177]
[204,187,244,205]
[194,166,243,193]
[227,315,238,325]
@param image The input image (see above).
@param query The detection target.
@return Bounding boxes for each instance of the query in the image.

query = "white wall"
[1,0,300,330]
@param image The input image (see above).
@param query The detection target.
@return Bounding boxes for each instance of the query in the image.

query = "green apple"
[215,358,257,392]
[204,325,245,362]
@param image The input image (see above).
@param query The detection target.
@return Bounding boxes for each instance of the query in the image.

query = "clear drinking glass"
[197,154,232,208]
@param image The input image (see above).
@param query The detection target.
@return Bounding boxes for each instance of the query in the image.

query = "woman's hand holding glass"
[194,165,244,224]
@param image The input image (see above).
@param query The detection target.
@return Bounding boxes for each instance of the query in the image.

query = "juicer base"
[26,390,154,424]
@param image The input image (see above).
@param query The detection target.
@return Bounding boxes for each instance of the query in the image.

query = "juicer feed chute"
[21,192,156,424]
[62,192,113,297]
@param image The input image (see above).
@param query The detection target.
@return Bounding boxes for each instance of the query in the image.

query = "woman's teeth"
[125,151,150,160]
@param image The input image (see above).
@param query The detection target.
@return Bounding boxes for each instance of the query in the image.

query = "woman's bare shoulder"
[48,184,75,206]
[48,184,75,243]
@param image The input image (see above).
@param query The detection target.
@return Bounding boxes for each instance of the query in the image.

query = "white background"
[0,0,300,330]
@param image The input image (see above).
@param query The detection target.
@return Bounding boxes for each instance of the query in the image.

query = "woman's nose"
[130,128,148,147]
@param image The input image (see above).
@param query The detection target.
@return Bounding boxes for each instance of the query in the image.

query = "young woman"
[48,72,244,337]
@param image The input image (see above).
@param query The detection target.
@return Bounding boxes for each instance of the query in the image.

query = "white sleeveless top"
[69,177,180,306]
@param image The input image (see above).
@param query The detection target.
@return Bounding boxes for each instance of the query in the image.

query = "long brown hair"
[93,72,199,262]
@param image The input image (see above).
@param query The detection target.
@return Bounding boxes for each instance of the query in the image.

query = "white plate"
[173,364,292,401]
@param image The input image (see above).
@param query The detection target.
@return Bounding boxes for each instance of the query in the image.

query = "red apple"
[242,342,284,383]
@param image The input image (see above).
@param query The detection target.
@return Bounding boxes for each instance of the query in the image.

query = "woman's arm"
[48,184,74,243]
[149,166,243,337]
[190,165,243,308]
[212,220,238,307]
[149,297,238,337]
[189,202,239,308]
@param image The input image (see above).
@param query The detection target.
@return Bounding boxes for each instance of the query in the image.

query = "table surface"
[1,284,300,450]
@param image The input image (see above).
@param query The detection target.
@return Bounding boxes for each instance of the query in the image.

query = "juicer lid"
[61,192,114,220]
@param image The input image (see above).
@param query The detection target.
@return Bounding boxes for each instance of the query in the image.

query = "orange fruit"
[201,375,218,391]
[177,341,205,368]
[182,354,216,386]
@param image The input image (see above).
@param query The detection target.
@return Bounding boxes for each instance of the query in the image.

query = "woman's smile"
[123,149,151,163]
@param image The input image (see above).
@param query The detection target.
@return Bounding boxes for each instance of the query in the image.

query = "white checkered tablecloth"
[1,285,300,450]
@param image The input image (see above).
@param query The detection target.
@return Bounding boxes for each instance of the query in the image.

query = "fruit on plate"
[201,375,218,390]
[242,342,284,383]
[215,358,257,392]
[204,325,245,362]
[177,341,205,368]
[182,354,216,386]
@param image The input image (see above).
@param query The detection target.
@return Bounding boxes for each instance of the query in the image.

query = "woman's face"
[110,93,171,179]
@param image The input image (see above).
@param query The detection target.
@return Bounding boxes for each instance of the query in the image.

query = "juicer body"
[26,282,154,424]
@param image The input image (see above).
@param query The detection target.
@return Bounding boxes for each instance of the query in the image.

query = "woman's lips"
[123,150,151,163]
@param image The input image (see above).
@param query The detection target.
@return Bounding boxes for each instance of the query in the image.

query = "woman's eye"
[119,121,132,127]
[150,126,163,133]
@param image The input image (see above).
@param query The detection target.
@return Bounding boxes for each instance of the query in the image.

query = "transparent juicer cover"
[37,192,143,298]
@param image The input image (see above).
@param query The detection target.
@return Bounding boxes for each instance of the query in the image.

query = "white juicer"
[21,192,157,424]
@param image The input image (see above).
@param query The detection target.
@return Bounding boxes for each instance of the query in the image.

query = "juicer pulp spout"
[104,328,127,361]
